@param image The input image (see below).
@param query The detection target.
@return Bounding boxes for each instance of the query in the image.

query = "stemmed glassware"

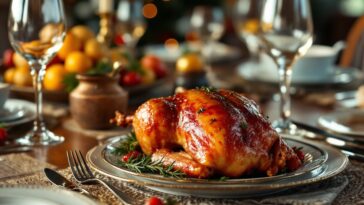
[258,0,313,133]
[8,0,66,145]
[190,6,224,83]
[115,0,146,55]
[233,0,264,62]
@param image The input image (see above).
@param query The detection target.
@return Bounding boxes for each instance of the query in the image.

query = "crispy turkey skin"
[118,89,302,178]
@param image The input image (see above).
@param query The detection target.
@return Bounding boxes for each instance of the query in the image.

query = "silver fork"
[66,150,133,205]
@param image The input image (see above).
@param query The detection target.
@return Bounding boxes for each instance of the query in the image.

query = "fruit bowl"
[10,85,69,103]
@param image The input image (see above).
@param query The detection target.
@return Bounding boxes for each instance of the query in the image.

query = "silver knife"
[341,150,364,161]
[0,145,32,154]
[292,120,364,144]
[44,168,92,196]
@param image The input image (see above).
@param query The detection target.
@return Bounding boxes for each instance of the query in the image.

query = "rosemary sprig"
[121,156,185,178]
[112,132,186,178]
[111,132,138,156]
[197,86,217,93]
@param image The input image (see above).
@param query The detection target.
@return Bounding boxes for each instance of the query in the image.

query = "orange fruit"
[57,32,82,60]
[70,25,95,45]
[12,53,29,68]
[13,66,32,87]
[65,51,92,74]
[84,38,104,60]
[4,67,16,84]
[44,64,66,91]
[176,53,204,73]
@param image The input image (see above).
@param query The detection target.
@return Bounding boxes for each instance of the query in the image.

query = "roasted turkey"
[112,88,302,178]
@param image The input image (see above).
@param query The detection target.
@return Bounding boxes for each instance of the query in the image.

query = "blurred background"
[1,0,363,55]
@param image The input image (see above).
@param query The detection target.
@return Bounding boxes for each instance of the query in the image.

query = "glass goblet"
[258,0,314,134]
[8,0,66,145]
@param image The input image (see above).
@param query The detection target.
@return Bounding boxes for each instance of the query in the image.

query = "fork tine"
[67,151,81,180]
[72,150,88,179]
[77,150,94,177]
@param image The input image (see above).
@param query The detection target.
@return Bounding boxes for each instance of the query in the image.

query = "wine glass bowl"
[233,0,264,60]
[258,0,314,133]
[8,0,66,146]
[189,6,225,87]
[190,6,224,43]
[115,0,146,53]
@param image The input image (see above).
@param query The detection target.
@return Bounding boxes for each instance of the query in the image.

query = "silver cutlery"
[341,150,364,161]
[44,168,91,196]
[66,150,133,205]
[292,120,364,144]
[0,145,32,154]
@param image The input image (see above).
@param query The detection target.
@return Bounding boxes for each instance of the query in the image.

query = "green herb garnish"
[240,121,248,129]
[198,86,216,93]
[112,132,186,178]
[120,156,185,178]
[219,176,230,181]
[111,132,138,156]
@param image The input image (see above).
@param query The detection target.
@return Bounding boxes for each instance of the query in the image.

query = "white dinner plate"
[0,187,98,205]
[144,42,241,63]
[0,99,36,127]
[318,109,364,137]
[87,135,347,198]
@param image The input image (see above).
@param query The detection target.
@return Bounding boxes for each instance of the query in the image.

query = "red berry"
[293,147,305,162]
[0,128,8,144]
[121,151,141,162]
[2,49,15,68]
[122,71,142,86]
[145,196,164,205]
[114,34,125,46]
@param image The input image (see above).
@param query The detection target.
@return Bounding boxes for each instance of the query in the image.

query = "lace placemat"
[1,159,363,205]
[0,153,56,180]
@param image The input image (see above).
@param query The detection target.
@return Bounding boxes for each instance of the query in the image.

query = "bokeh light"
[143,3,158,19]
[164,38,179,50]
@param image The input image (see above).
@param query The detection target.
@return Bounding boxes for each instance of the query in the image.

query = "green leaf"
[63,73,78,93]
[86,61,113,75]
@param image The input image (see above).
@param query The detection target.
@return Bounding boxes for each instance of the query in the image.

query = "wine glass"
[259,0,313,133]
[190,6,225,84]
[115,0,146,55]
[8,0,66,145]
[233,0,264,62]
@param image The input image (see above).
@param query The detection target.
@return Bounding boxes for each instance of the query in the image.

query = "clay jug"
[70,74,128,129]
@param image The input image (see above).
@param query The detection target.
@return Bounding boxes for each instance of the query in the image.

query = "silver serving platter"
[86,135,347,198]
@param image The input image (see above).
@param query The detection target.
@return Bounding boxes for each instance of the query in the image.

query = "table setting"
[1,0,364,204]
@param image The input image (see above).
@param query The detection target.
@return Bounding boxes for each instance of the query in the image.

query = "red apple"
[140,55,167,78]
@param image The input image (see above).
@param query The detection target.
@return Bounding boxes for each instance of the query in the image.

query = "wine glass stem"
[277,58,293,128]
[30,63,46,131]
